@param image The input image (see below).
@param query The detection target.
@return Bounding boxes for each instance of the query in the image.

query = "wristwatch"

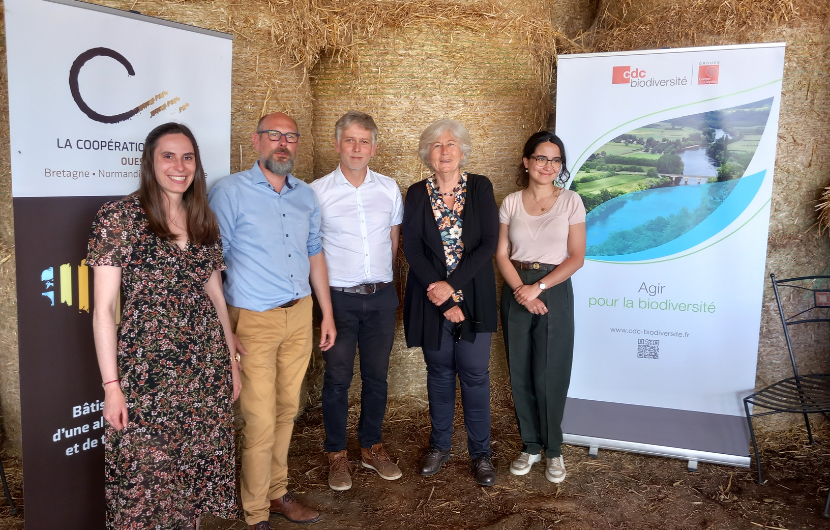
[538,282,547,291]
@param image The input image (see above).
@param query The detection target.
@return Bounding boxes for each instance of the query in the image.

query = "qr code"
[638,339,659,359]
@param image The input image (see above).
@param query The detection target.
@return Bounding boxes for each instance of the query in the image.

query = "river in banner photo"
[572,98,772,258]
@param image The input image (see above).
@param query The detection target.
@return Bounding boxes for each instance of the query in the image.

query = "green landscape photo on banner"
[574,97,772,260]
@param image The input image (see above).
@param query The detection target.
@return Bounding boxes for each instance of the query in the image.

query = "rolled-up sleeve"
[208,184,237,258]
[306,192,323,256]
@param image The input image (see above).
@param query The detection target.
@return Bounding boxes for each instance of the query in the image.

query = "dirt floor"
[2,392,830,529]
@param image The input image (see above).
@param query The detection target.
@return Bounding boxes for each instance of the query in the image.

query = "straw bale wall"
[587,0,830,430]
[0,4,21,457]
[2,0,826,453]
[310,24,551,401]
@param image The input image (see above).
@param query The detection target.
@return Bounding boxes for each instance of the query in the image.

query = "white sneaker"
[509,452,542,476]
[545,455,567,483]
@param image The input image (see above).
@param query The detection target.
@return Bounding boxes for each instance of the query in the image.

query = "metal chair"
[0,456,17,515]
[743,274,830,513]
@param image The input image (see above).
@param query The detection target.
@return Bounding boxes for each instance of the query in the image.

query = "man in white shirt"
[309,111,404,491]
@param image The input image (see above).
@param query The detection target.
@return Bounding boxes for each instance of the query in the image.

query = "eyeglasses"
[531,155,562,168]
[257,130,301,143]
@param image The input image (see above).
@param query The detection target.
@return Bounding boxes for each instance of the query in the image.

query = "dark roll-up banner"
[556,44,785,468]
[4,1,232,526]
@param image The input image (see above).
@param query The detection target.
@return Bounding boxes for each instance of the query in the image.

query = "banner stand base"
[564,434,750,468]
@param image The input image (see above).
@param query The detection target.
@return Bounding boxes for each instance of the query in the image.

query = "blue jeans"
[422,319,492,458]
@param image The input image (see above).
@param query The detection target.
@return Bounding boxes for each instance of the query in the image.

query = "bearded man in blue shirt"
[209,112,335,529]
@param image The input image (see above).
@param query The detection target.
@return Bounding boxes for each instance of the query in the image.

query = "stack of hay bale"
[1,0,825,452]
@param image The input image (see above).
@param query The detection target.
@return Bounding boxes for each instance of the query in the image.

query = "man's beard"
[263,150,294,176]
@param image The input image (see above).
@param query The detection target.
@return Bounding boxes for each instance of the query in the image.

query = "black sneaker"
[471,454,496,486]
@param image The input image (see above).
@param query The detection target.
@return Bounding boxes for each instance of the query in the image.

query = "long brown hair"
[136,122,220,246]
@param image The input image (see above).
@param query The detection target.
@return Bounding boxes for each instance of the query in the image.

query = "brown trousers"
[228,296,313,525]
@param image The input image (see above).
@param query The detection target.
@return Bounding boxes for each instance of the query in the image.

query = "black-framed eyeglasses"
[453,320,483,343]
[531,155,562,168]
[257,130,301,143]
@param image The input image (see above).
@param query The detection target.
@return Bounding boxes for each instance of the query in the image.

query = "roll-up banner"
[4,0,232,526]
[556,44,785,468]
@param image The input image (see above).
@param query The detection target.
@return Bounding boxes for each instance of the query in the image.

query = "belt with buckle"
[331,282,392,294]
[511,260,557,272]
[277,299,300,309]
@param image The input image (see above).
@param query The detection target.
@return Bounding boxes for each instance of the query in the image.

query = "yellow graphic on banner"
[78,260,89,313]
[59,263,72,306]
[42,260,91,313]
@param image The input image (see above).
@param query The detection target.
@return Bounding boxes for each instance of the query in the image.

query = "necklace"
[529,188,559,212]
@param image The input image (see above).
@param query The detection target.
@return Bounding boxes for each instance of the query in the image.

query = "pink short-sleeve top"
[498,189,586,265]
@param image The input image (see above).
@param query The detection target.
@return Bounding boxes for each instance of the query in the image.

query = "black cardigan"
[402,173,499,350]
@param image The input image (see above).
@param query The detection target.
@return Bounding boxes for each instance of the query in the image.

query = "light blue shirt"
[208,162,322,312]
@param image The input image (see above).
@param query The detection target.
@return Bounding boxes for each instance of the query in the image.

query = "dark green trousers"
[501,268,574,458]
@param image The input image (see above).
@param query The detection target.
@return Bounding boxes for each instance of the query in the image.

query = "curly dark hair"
[516,131,570,188]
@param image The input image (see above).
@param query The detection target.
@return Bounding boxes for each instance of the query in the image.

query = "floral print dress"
[87,195,237,529]
[427,172,468,302]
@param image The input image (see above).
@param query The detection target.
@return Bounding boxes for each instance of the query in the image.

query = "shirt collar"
[334,164,374,188]
[251,161,295,191]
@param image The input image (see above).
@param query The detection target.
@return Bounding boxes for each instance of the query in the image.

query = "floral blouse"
[427,172,467,302]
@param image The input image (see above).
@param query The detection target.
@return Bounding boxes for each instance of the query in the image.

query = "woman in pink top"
[495,132,586,484]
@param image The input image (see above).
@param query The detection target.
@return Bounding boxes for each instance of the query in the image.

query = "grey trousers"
[501,268,574,458]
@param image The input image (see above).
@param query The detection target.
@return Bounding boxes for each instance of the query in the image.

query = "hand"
[103,385,129,431]
[319,316,337,351]
[230,360,242,402]
[443,305,465,323]
[523,298,548,315]
[514,283,542,305]
[232,333,248,371]
[427,281,455,306]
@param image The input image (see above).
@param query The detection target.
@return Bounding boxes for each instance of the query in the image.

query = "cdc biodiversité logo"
[612,65,689,88]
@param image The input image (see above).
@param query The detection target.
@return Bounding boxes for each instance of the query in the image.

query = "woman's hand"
[103,384,129,431]
[514,283,543,305]
[523,298,548,315]
[427,281,455,306]
[231,358,242,402]
[444,305,465,323]
[233,333,248,371]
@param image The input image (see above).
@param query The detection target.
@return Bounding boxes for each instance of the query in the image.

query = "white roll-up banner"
[4,0,232,526]
[556,44,785,467]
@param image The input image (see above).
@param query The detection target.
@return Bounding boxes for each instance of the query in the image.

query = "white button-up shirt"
[310,165,404,287]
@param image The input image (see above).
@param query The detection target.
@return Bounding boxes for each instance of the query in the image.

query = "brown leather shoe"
[269,492,321,524]
[327,449,353,491]
[249,522,272,530]
[361,442,403,480]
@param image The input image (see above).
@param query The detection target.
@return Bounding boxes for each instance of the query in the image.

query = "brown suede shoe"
[269,492,320,524]
[249,523,273,530]
[327,449,353,491]
[361,442,403,480]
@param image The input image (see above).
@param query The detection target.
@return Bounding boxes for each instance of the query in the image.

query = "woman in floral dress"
[88,122,241,529]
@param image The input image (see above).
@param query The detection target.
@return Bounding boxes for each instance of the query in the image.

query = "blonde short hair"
[418,119,472,171]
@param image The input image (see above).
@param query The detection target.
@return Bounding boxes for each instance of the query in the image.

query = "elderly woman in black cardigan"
[402,119,499,486]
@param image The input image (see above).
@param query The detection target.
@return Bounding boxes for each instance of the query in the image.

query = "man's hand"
[443,306,465,323]
[427,281,455,306]
[320,316,337,351]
